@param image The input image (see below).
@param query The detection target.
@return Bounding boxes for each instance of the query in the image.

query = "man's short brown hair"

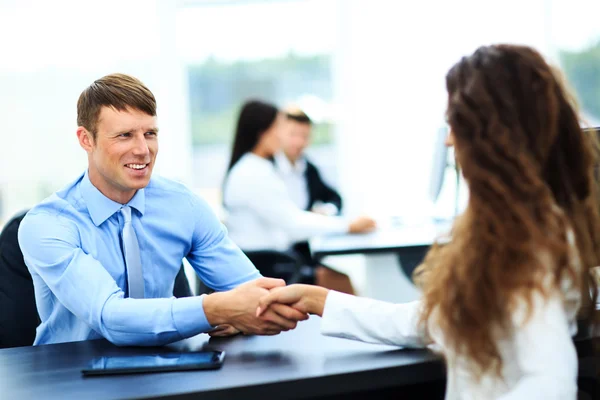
[77,73,157,139]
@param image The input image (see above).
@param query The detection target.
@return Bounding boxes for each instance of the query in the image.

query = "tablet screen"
[82,351,225,376]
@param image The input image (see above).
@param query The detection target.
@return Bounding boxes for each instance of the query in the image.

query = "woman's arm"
[320,291,430,348]
[258,285,431,348]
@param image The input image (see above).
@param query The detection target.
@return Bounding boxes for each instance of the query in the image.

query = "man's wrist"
[203,292,227,326]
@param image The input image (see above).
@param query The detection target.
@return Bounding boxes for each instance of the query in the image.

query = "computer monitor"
[429,126,449,204]
[429,127,598,216]
[583,127,600,181]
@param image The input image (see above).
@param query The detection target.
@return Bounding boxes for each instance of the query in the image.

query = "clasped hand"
[207,278,309,337]
[256,284,328,321]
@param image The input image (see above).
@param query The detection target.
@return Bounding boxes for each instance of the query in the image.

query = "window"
[552,0,600,126]
[0,0,190,225]
[1,0,598,226]
[176,0,339,204]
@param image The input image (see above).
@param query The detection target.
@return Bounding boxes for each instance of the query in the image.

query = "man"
[274,106,355,294]
[18,74,306,346]
[274,107,342,217]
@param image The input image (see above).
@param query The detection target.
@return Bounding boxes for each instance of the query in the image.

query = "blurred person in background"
[223,100,376,294]
[274,106,351,293]
[258,45,600,399]
[275,106,342,217]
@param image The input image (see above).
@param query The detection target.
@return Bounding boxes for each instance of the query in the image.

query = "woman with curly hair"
[257,44,600,399]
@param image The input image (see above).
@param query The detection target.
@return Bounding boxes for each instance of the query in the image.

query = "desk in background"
[1,316,444,400]
[310,219,452,302]
[310,219,452,258]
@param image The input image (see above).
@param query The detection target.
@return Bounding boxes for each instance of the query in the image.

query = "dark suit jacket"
[305,159,343,213]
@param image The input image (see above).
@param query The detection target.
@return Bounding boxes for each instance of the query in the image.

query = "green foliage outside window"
[188,53,334,146]
[560,40,600,123]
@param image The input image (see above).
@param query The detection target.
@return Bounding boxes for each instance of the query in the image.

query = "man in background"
[275,107,342,216]
[274,106,354,294]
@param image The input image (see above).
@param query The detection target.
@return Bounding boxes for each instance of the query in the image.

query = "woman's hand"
[257,284,329,318]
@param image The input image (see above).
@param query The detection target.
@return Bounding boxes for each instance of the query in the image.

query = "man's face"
[282,120,311,161]
[79,106,158,203]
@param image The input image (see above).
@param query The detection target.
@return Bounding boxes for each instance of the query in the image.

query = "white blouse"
[321,230,582,399]
[322,290,579,400]
[223,153,349,251]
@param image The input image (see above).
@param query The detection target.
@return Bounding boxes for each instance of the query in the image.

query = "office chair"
[173,265,194,297]
[0,210,194,348]
[397,246,430,283]
[0,210,39,348]
[243,250,313,285]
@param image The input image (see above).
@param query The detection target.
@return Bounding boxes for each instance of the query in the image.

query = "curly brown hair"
[415,44,600,379]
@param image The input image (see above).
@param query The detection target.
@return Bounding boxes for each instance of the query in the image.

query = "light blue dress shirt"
[18,171,260,346]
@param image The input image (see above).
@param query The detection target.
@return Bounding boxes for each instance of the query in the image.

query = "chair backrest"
[397,246,430,283]
[244,250,308,284]
[0,210,194,348]
[0,210,39,348]
[173,265,194,298]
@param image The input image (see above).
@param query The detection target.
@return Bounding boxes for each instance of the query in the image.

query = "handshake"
[203,278,328,337]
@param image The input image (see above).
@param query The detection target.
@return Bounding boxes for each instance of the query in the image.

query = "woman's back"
[224,153,348,251]
[257,44,600,400]
[436,253,580,398]
[224,100,375,254]
[320,239,581,398]
[224,152,292,251]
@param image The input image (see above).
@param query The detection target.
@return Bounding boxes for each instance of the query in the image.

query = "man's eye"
[145,131,157,137]
[119,133,131,138]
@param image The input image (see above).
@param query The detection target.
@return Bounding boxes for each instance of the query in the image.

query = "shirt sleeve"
[497,292,578,400]
[229,165,349,242]
[185,193,261,292]
[320,291,431,348]
[19,211,213,346]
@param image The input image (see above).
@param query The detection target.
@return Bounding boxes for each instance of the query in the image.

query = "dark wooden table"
[0,316,444,400]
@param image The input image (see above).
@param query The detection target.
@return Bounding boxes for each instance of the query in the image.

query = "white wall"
[333,0,551,219]
[1,0,598,226]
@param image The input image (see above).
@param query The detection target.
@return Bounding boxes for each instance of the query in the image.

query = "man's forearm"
[100,295,213,346]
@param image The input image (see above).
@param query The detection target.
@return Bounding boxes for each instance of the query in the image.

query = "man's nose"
[131,133,150,156]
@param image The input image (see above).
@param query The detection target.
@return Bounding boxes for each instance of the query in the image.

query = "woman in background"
[258,45,600,399]
[223,100,375,294]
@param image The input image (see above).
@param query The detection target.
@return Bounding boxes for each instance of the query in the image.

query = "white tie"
[121,206,145,298]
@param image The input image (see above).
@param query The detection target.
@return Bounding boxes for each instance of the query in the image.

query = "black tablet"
[81,350,225,376]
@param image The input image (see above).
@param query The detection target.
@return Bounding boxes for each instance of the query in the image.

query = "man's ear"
[76,127,94,152]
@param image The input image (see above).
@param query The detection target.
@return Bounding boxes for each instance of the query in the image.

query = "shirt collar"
[80,170,146,226]
[274,151,307,175]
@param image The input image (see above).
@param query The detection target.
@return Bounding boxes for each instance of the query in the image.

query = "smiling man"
[18,74,306,346]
